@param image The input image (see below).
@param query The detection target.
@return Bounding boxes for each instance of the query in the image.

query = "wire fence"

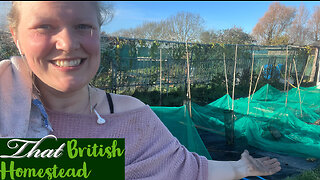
[1,31,319,106]
[94,36,318,105]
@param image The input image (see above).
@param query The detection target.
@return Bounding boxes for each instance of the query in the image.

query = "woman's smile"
[50,58,87,71]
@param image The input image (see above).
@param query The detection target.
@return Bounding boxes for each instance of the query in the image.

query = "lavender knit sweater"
[47,105,208,180]
[0,57,208,179]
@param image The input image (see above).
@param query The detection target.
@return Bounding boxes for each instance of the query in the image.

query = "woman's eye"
[76,24,93,30]
[35,25,53,34]
[37,25,51,30]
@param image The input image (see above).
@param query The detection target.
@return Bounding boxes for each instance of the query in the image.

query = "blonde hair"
[7,1,114,32]
[7,1,20,31]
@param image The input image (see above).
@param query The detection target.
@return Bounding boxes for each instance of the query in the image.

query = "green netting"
[151,105,212,160]
[152,84,320,159]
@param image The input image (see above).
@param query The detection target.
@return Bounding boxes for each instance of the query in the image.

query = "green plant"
[284,165,320,180]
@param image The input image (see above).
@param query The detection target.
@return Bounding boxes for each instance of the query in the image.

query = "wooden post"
[167,55,169,96]
[309,47,319,83]
[232,45,238,111]
[251,65,264,101]
[285,63,292,107]
[159,48,162,106]
[223,52,230,110]
[293,58,303,117]
[284,46,288,91]
[186,42,192,118]
[247,51,255,115]
[112,58,118,94]
[299,52,310,85]
[316,47,320,86]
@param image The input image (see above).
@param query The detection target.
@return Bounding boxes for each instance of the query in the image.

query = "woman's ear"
[10,27,23,55]
[9,27,18,47]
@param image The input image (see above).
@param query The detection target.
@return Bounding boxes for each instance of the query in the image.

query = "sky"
[0,1,319,34]
[102,1,320,34]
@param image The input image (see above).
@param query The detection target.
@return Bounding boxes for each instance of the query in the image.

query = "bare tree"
[111,21,165,40]
[288,3,309,45]
[136,21,168,40]
[111,28,138,38]
[252,2,296,45]
[308,6,320,42]
[138,22,160,40]
[112,11,205,43]
[165,11,204,42]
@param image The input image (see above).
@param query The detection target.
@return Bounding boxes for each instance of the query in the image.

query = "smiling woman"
[11,2,101,97]
[0,1,280,180]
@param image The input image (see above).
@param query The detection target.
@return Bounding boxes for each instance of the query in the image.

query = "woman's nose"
[55,28,80,52]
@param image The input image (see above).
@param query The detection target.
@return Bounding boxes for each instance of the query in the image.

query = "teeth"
[53,59,82,67]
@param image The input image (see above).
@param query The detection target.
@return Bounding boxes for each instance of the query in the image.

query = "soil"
[197,129,320,180]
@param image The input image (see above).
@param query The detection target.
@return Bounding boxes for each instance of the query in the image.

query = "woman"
[0,1,280,179]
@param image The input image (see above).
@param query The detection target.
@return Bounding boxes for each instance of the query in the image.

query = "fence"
[1,31,319,106]
[95,36,319,105]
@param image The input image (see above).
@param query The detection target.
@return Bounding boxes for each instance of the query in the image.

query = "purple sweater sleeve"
[125,108,208,180]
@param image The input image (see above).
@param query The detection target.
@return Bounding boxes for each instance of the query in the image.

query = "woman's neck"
[35,80,91,115]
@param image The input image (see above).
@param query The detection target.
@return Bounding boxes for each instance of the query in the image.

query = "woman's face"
[14,2,100,93]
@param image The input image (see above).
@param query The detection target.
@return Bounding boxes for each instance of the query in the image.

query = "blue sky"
[103,1,320,34]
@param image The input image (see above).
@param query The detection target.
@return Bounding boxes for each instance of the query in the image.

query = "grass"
[284,165,320,180]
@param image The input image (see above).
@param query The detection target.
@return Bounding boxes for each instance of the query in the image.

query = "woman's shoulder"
[0,56,26,73]
[110,93,146,113]
[91,87,146,114]
[0,56,30,81]
[0,59,11,73]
